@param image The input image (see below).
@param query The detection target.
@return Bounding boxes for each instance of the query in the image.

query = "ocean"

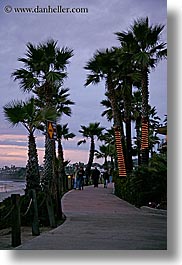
[0,180,26,202]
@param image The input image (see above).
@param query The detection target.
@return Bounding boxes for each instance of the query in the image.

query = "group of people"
[73,166,85,190]
[73,166,111,190]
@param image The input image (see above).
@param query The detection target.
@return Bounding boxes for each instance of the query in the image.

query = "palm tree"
[99,128,116,169]
[12,40,74,227]
[101,90,125,128]
[3,98,56,191]
[101,86,135,173]
[131,90,142,165]
[78,122,104,180]
[35,86,74,118]
[85,49,127,177]
[12,39,74,191]
[49,123,75,220]
[148,106,161,156]
[85,49,121,129]
[116,17,167,164]
[113,47,141,173]
[57,123,75,193]
[95,145,110,169]
[96,142,116,171]
[36,85,74,193]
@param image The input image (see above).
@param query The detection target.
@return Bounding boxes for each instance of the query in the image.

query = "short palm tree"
[116,17,167,164]
[78,122,104,179]
[95,145,110,169]
[99,128,116,169]
[3,98,56,191]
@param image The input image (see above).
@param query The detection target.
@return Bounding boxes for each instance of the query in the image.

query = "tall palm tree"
[78,122,104,179]
[116,17,167,164]
[85,49,127,177]
[12,39,74,192]
[12,40,74,227]
[3,98,56,191]
[113,47,141,173]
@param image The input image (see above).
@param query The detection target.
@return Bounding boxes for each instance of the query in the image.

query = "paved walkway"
[16,184,167,250]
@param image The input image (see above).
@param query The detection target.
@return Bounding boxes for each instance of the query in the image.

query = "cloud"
[0,134,27,146]
[0,0,167,166]
[0,144,27,167]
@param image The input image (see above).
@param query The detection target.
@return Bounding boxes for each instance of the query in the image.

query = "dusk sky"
[0,0,167,167]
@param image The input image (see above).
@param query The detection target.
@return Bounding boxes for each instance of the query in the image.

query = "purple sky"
[0,0,167,167]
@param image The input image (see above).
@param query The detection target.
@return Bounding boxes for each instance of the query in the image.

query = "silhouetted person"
[103,169,109,188]
[77,166,85,190]
[92,167,100,188]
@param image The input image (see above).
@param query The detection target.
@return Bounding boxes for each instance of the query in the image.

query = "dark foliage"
[0,191,65,230]
[114,154,167,208]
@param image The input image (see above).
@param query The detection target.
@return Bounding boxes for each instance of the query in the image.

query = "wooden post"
[11,194,21,247]
[31,189,40,236]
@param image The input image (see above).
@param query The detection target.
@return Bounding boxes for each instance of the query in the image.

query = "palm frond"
[77,139,86,146]
[3,100,25,126]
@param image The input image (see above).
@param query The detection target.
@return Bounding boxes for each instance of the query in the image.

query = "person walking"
[77,166,85,190]
[103,169,109,188]
[91,167,100,188]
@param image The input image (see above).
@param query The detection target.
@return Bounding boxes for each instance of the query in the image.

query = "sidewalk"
[16,183,167,250]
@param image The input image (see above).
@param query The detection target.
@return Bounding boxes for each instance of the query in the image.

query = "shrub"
[114,154,167,208]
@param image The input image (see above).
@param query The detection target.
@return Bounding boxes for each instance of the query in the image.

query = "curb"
[140,206,167,215]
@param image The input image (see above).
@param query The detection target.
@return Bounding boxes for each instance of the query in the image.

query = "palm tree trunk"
[58,139,64,193]
[123,80,133,173]
[107,78,127,177]
[26,131,40,192]
[125,118,133,172]
[86,136,95,178]
[56,139,65,219]
[103,155,108,169]
[42,135,56,227]
[136,115,141,166]
[141,67,149,164]
[110,156,114,170]
[42,135,54,190]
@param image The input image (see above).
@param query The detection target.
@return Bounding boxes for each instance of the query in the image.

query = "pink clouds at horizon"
[0,143,102,168]
[0,133,104,167]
